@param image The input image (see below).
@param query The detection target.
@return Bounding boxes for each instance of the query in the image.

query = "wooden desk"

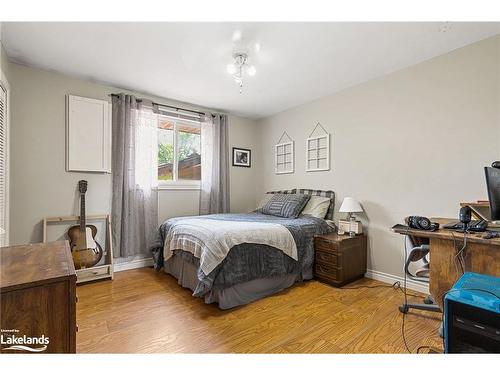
[392,218,500,309]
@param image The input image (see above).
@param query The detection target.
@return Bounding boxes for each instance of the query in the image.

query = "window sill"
[156,183,201,191]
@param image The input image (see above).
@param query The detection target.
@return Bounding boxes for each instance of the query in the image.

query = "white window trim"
[0,68,10,246]
[157,114,201,189]
[157,180,201,190]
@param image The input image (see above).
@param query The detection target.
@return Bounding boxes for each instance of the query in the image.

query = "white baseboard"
[114,257,154,272]
[364,269,430,294]
[112,259,429,294]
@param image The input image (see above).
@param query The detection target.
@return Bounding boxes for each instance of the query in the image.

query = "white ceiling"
[2,22,499,119]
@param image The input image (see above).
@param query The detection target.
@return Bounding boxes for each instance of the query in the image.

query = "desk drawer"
[315,250,337,266]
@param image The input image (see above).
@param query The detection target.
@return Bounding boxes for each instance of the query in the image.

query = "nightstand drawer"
[315,263,338,280]
[314,237,338,253]
[315,250,337,266]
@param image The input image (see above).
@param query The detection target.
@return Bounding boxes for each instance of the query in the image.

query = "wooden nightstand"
[314,233,367,287]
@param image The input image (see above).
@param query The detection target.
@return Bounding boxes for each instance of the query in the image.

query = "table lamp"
[339,197,363,236]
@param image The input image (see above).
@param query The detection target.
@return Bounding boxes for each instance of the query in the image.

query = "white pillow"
[300,195,331,219]
[256,193,273,210]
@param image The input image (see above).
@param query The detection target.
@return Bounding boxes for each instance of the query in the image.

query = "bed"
[150,189,335,309]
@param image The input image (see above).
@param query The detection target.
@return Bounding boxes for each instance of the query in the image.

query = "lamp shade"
[339,197,363,213]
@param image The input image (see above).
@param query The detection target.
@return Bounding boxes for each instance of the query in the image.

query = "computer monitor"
[484,166,500,221]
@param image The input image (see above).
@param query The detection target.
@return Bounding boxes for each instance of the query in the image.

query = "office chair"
[399,235,441,314]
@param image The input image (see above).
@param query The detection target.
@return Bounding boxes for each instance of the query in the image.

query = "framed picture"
[232,147,251,168]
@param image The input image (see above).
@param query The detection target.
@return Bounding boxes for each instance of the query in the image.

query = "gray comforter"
[150,212,332,297]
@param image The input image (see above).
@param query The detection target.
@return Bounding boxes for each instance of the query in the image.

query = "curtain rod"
[109,93,206,117]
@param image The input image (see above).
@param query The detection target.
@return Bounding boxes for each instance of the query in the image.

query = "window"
[157,114,201,187]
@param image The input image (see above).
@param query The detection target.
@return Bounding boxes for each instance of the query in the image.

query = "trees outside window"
[157,117,201,183]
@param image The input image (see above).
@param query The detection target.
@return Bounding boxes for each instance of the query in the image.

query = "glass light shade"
[226,64,236,75]
[247,65,256,76]
[232,30,242,42]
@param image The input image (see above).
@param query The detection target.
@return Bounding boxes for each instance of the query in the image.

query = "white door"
[0,83,8,246]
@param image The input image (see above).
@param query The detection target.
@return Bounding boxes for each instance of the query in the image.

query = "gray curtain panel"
[111,94,159,258]
[199,113,230,215]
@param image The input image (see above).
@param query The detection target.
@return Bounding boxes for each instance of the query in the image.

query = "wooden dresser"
[314,233,367,287]
[0,241,77,353]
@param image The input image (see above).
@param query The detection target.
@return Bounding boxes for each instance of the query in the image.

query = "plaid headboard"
[266,189,296,194]
[295,188,335,220]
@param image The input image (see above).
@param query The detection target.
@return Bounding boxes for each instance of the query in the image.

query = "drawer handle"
[76,324,79,333]
[76,294,79,303]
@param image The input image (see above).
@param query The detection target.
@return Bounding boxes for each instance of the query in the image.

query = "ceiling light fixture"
[226,52,256,94]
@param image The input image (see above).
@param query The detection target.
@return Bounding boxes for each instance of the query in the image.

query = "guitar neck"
[80,193,86,231]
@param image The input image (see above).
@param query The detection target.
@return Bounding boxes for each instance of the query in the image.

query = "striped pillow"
[256,189,296,211]
[295,189,335,220]
[261,193,310,218]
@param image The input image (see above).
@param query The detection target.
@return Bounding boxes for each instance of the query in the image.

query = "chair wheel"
[399,305,409,314]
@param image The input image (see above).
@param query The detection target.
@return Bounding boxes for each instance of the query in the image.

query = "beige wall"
[257,35,500,279]
[227,114,261,213]
[1,43,11,82]
[7,62,258,246]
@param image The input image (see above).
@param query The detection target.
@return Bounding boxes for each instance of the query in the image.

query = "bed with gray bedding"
[151,212,332,309]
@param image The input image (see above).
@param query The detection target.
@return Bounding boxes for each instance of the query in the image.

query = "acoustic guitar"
[68,180,103,269]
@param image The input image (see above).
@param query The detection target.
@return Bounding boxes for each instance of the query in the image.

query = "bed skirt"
[164,254,312,309]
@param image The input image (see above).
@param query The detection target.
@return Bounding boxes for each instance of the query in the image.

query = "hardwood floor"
[76,268,443,353]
